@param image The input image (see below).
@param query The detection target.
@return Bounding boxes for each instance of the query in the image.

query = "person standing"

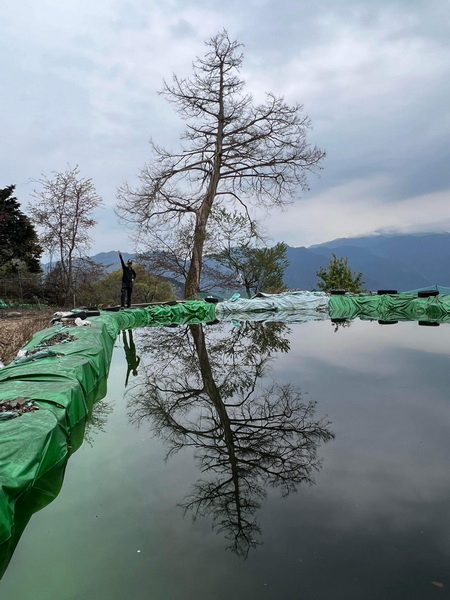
[118,250,137,308]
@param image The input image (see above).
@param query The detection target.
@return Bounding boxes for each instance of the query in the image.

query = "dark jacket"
[120,255,136,286]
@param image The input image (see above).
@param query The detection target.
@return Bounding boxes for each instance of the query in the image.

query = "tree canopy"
[212,242,288,297]
[316,253,365,293]
[117,30,325,298]
[0,185,42,273]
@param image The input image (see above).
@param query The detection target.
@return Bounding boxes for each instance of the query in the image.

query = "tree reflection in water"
[128,321,334,557]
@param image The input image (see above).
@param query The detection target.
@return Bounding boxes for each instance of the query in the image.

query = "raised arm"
[118,250,125,268]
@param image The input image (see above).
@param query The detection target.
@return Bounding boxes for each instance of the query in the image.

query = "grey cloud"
[170,19,197,39]
[1,0,450,252]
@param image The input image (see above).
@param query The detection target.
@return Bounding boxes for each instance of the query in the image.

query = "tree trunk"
[185,213,206,299]
[184,62,225,299]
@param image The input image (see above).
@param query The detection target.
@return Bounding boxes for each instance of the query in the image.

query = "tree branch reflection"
[128,321,334,557]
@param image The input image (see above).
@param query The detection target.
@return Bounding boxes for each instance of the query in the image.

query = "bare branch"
[29,165,102,305]
[116,30,325,298]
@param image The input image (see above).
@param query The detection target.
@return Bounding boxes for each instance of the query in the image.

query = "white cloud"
[266,176,450,247]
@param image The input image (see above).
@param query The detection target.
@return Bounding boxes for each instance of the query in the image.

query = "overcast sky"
[1,0,449,254]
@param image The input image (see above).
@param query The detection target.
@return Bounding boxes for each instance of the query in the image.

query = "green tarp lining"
[0,459,68,577]
[0,411,66,539]
[216,290,450,324]
[216,291,329,316]
[328,292,450,322]
[0,379,107,577]
[0,301,216,558]
[215,291,329,324]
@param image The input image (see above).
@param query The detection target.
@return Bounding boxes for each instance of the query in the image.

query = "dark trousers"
[121,284,133,308]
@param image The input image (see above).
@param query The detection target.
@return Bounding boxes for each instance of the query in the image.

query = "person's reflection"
[122,329,141,387]
[128,321,334,557]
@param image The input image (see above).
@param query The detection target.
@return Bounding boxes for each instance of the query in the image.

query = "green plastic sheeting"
[0,301,216,573]
[328,292,450,323]
[216,291,328,317]
[0,378,107,577]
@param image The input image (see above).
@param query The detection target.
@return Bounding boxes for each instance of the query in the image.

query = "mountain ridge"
[89,232,450,292]
[284,232,450,291]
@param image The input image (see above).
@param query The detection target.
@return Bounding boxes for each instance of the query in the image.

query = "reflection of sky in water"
[1,319,450,599]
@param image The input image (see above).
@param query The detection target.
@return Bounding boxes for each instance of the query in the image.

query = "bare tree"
[117,30,325,298]
[29,165,102,306]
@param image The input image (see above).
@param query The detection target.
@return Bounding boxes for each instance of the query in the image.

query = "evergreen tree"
[316,254,365,293]
[0,185,42,273]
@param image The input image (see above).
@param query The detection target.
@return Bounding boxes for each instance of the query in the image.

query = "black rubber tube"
[418,290,439,297]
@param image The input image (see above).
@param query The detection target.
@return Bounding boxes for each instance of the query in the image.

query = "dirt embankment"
[0,309,55,365]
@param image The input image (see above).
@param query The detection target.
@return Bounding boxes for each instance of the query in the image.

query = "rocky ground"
[0,309,55,365]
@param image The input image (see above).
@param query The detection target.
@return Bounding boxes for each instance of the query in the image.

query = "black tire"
[377,290,398,295]
[418,290,439,297]
[205,297,219,303]
[378,320,398,325]
[330,290,346,295]
[418,320,440,326]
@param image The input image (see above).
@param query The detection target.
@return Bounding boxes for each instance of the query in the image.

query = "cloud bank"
[1,0,449,253]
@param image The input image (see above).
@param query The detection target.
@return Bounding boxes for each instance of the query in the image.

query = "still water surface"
[1,318,450,599]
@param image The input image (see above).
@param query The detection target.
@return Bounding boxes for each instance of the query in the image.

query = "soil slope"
[0,309,55,365]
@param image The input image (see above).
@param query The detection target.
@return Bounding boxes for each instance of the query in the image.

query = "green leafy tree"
[212,242,288,297]
[117,30,325,299]
[316,254,365,293]
[0,185,42,273]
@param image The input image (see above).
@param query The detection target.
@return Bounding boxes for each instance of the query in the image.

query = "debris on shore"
[0,396,39,420]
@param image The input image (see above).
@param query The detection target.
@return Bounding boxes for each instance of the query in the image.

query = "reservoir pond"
[1,318,450,599]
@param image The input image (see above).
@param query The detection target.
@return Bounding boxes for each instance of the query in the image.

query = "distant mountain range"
[283,233,450,291]
[90,251,135,268]
[90,233,450,293]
